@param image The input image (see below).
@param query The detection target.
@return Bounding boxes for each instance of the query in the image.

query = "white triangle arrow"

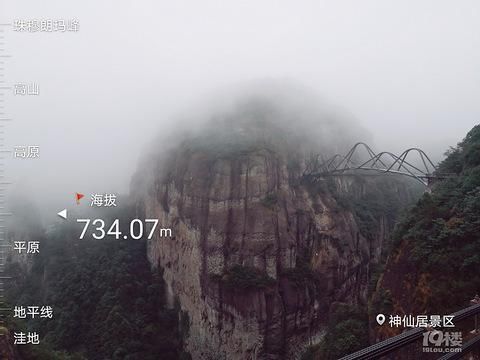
[57,209,67,219]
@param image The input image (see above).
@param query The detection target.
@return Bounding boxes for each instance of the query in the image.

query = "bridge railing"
[338,303,480,360]
[304,142,457,186]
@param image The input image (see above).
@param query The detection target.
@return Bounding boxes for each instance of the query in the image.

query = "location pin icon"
[376,314,386,326]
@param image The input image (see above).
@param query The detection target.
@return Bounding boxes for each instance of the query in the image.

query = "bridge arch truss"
[307,142,442,186]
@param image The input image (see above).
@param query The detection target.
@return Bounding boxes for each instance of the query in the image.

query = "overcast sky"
[1,0,479,217]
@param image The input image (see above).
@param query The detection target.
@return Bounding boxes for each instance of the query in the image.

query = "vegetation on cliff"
[211,264,276,289]
[383,124,480,314]
[302,304,369,360]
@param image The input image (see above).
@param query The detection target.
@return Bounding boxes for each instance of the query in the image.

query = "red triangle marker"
[76,192,84,204]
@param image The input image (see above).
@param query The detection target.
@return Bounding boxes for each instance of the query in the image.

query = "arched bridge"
[304,142,452,186]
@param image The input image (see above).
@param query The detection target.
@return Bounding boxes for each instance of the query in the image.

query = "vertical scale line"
[0,23,4,312]
[0,22,9,322]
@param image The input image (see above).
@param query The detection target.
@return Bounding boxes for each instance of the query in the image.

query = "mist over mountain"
[133,81,372,191]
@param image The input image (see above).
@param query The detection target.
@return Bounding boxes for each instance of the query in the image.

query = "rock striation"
[133,94,418,359]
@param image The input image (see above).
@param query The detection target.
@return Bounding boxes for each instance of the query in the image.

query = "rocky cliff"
[132,93,420,359]
[372,125,480,342]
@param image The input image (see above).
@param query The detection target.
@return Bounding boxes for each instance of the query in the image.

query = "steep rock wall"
[134,143,415,359]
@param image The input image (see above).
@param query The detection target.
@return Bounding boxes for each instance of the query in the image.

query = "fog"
[1,0,479,221]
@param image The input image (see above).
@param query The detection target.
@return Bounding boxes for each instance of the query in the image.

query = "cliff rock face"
[133,93,418,359]
[136,144,415,359]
